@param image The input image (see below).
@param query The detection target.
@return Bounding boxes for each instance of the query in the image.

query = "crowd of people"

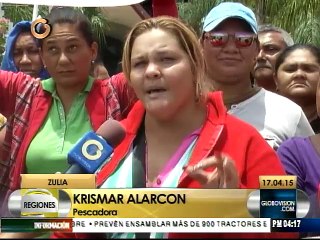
[0,0,319,239]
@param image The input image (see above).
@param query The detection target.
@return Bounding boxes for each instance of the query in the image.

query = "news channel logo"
[31,18,51,39]
[8,189,71,218]
[81,139,105,161]
[68,131,113,173]
[247,189,310,218]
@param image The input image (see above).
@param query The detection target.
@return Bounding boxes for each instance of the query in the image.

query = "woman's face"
[13,32,43,78]
[202,18,259,84]
[275,49,320,101]
[129,28,195,120]
[40,23,97,88]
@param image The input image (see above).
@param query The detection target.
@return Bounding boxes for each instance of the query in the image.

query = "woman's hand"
[183,153,239,188]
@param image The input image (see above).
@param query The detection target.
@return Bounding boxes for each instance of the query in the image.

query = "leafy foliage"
[76,7,109,50]
[2,4,48,23]
[178,0,320,45]
[178,0,222,35]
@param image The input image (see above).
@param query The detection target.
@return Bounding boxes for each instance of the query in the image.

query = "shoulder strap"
[132,124,147,188]
[311,117,320,134]
[131,125,150,239]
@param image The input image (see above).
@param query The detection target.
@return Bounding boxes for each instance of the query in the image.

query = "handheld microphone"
[65,119,126,174]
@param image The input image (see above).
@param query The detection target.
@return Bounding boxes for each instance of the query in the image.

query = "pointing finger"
[187,169,209,185]
[185,155,223,172]
[222,158,239,188]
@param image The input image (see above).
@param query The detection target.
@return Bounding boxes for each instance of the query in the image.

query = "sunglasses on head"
[204,32,257,48]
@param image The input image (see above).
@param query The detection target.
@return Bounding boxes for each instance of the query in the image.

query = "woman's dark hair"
[275,44,320,75]
[20,26,33,34]
[17,27,39,46]
[39,7,95,46]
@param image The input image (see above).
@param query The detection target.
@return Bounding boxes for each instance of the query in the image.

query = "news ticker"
[1,218,320,233]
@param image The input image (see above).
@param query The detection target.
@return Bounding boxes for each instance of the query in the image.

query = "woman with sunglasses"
[201,2,313,150]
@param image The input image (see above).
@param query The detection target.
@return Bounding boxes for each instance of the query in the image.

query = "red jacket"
[152,0,178,17]
[52,92,296,239]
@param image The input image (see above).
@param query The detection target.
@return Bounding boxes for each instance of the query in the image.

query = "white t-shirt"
[228,88,314,149]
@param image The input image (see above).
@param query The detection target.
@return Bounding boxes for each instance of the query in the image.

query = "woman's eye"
[161,57,175,62]
[69,45,77,51]
[13,51,22,57]
[133,61,146,68]
[48,46,57,53]
[284,68,294,72]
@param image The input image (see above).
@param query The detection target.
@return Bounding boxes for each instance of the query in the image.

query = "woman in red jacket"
[0,7,135,216]
[53,16,296,239]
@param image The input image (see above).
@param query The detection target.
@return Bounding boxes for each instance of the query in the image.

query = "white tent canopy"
[0,0,145,7]
[1,0,146,21]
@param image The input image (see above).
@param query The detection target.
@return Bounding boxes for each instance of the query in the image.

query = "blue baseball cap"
[202,2,257,33]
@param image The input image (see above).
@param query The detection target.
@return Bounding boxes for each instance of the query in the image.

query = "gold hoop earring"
[195,81,202,102]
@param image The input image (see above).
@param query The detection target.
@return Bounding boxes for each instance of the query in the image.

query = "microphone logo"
[68,131,113,173]
[81,139,103,161]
